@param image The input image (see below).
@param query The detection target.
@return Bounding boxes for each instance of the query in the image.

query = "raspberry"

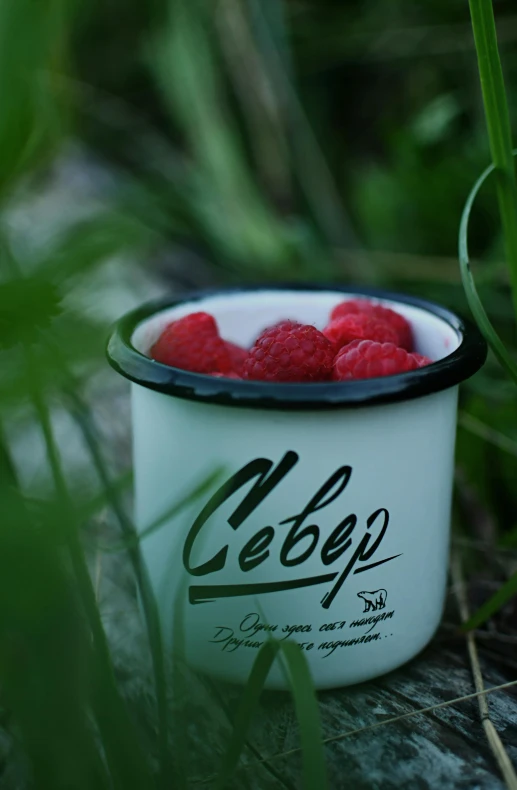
[254,319,302,344]
[330,299,413,350]
[224,342,248,375]
[150,312,233,374]
[332,340,430,381]
[271,319,302,331]
[412,353,432,368]
[324,313,398,350]
[243,323,334,382]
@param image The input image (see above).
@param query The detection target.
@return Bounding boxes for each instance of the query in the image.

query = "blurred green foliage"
[70,0,516,261]
[1,0,517,787]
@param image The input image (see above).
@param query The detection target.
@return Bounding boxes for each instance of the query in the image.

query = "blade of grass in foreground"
[97,467,223,553]
[171,573,190,790]
[216,640,328,790]
[279,641,329,790]
[215,641,281,790]
[459,155,517,387]
[468,0,517,320]
[62,383,170,789]
[0,478,113,790]
[63,382,222,788]
[50,338,222,788]
[0,425,17,486]
[459,158,517,632]
[460,0,517,632]
[23,342,154,790]
[458,411,517,457]
[461,571,517,632]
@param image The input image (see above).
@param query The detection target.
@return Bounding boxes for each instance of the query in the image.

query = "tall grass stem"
[468,0,517,318]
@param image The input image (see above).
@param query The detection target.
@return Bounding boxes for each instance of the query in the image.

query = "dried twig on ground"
[452,554,517,790]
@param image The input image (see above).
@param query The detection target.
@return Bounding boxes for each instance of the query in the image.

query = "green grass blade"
[0,424,17,487]
[278,642,329,790]
[458,411,517,457]
[468,0,517,319]
[215,640,281,790]
[245,0,357,253]
[216,640,328,790]
[0,472,113,790]
[38,212,154,284]
[469,0,513,170]
[62,384,170,789]
[457,132,517,638]
[170,573,190,790]
[461,570,517,631]
[22,340,155,790]
[96,467,223,553]
[0,0,75,201]
[78,469,134,522]
[247,0,293,81]
[151,0,297,274]
[61,376,222,788]
[459,154,517,386]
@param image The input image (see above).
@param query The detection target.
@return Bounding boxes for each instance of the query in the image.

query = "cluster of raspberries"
[150,299,432,382]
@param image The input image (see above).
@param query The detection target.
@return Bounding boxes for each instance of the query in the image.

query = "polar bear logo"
[357,589,387,613]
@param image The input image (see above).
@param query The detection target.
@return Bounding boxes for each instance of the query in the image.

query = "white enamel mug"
[107,287,486,689]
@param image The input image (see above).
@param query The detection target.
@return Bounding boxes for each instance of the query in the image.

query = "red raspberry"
[332,340,429,381]
[324,313,398,350]
[243,323,334,382]
[330,299,413,350]
[150,312,233,374]
[254,320,302,343]
[412,353,432,368]
[271,319,302,330]
[224,342,249,375]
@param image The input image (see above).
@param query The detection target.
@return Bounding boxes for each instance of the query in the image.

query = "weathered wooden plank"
[212,639,516,789]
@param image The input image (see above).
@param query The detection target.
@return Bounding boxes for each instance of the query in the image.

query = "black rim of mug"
[106,285,487,411]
